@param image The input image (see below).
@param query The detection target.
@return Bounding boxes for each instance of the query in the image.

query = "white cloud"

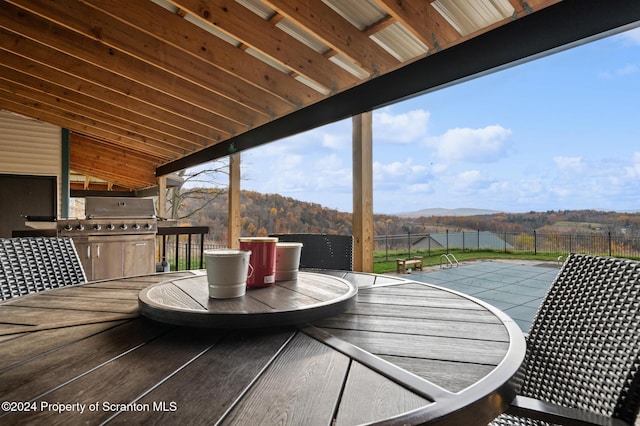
[427,125,512,163]
[406,183,432,194]
[625,152,640,178]
[373,158,432,191]
[616,64,640,75]
[241,152,307,192]
[445,170,494,193]
[373,108,430,143]
[373,159,427,178]
[312,154,351,191]
[553,156,584,172]
[599,64,640,79]
[322,132,348,149]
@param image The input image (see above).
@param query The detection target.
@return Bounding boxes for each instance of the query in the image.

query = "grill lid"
[85,197,156,219]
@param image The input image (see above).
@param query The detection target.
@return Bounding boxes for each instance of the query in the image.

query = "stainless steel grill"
[57,197,157,280]
[58,197,157,237]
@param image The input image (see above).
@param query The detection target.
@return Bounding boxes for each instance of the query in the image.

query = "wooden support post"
[157,175,167,219]
[228,153,241,249]
[352,112,374,272]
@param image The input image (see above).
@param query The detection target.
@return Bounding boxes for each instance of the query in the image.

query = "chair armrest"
[506,396,632,426]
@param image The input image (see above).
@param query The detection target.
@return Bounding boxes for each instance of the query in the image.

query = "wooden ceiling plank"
[0,80,188,160]
[71,135,160,175]
[0,65,206,153]
[84,0,324,108]
[0,28,233,140]
[70,156,156,188]
[263,0,400,76]
[72,132,168,165]
[70,161,155,188]
[1,2,261,128]
[0,51,226,153]
[18,0,294,118]
[70,151,157,183]
[170,0,360,92]
[374,0,461,51]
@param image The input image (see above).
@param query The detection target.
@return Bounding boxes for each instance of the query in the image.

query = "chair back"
[270,234,353,271]
[518,253,640,423]
[0,237,86,301]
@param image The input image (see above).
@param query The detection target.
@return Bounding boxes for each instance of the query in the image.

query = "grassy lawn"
[373,250,560,274]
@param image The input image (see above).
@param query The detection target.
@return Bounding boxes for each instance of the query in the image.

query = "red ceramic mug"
[239,237,278,287]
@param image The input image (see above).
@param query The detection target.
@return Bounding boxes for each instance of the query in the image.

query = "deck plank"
[80,272,195,290]
[220,332,349,425]
[82,281,158,290]
[0,320,129,372]
[346,302,501,323]
[4,295,138,314]
[362,283,463,298]
[246,285,326,309]
[379,355,496,392]
[277,273,352,300]
[36,287,141,300]
[0,305,137,326]
[356,292,484,310]
[0,319,169,400]
[335,361,431,425]
[113,330,295,424]
[327,328,509,365]
[316,313,509,341]
[146,283,205,310]
[1,327,224,424]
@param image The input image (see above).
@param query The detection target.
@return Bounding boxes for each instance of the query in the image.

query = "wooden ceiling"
[1,0,639,193]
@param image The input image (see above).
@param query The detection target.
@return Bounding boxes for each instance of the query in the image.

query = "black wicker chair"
[0,237,86,301]
[270,233,353,271]
[491,253,640,426]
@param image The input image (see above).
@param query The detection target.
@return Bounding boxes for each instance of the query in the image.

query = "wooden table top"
[0,270,525,425]
[138,272,358,328]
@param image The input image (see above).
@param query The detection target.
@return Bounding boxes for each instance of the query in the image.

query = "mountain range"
[397,208,502,217]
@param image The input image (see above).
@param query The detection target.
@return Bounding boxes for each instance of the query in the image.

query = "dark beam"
[157,0,640,177]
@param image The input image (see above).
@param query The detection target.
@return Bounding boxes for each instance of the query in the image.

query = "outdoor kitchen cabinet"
[73,235,155,280]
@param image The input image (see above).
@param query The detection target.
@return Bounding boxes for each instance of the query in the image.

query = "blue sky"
[234,27,640,215]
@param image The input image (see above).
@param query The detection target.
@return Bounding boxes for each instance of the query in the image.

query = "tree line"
[174,187,640,243]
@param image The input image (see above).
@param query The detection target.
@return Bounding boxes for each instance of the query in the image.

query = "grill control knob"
[132,223,140,230]
[106,224,115,231]
[76,224,85,231]
[120,224,128,231]
[93,224,102,231]
[63,224,73,232]
[145,223,153,230]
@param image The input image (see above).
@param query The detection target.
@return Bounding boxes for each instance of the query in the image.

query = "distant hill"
[397,208,502,217]
[175,189,640,242]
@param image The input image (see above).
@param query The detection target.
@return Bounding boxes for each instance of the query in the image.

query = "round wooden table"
[138,271,358,328]
[0,270,525,425]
